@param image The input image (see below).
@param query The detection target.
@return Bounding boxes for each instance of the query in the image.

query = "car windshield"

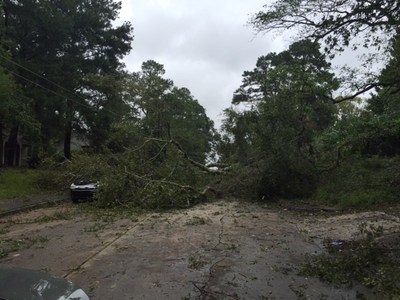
[75,179,95,185]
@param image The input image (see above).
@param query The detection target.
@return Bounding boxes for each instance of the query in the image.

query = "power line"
[0,56,120,116]
[7,68,96,112]
[0,53,93,106]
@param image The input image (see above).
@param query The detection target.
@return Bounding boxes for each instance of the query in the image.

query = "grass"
[0,168,42,200]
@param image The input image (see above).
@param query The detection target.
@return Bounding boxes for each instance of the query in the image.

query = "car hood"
[0,265,90,300]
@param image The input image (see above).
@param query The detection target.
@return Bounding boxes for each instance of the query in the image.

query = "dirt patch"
[1,200,398,299]
[298,211,400,240]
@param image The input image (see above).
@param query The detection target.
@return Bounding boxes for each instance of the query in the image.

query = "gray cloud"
[119,0,285,127]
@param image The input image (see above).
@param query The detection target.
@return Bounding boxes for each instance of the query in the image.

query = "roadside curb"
[0,197,67,219]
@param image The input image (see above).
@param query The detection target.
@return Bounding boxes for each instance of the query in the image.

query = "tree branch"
[330,83,378,103]
[145,137,228,174]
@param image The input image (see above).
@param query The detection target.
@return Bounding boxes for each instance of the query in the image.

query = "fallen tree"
[40,137,226,209]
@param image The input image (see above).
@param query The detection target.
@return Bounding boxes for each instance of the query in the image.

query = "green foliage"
[357,36,400,157]
[33,57,217,209]
[124,61,216,163]
[38,153,111,192]
[313,99,364,161]
[220,40,338,200]
[105,121,142,153]
[1,0,133,158]
[220,34,400,207]
[1,2,215,168]
[213,163,262,200]
[301,224,400,298]
[0,53,40,163]
[219,108,259,165]
[258,156,317,199]
[40,139,213,210]
[81,73,133,150]
[0,65,14,104]
[0,169,42,200]
[379,34,400,94]
[251,0,399,55]
[94,142,208,209]
[314,156,400,208]
[167,88,217,163]
[136,183,200,210]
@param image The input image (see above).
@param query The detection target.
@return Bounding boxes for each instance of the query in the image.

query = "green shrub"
[258,158,317,199]
[314,156,400,208]
[212,163,262,200]
[215,153,318,201]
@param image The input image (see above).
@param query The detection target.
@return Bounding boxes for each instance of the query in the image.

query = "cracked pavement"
[0,200,389,299]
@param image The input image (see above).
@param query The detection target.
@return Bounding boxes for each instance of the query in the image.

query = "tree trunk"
[0,123,3,166]
[5,125,19,166]
[64,120,72,160]
[64,99,73,160]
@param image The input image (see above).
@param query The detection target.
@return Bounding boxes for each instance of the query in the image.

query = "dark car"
[70,181,98,203]
[0,265,90,300]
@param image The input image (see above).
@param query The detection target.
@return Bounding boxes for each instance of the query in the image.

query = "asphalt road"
[0,200,386,299]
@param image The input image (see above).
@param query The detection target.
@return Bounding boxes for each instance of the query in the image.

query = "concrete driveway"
[1,200,393,299]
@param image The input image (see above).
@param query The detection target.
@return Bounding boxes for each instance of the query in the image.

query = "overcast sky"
[117,1,386,129]
[118,0,286,127]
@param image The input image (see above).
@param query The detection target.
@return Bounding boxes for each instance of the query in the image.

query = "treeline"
[217,0,400,207]
[0,0,132,164]
[1,0,399,208]
[0,0,215,167]
[0,0,218,209]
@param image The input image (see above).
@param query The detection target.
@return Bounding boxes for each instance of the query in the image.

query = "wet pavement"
[0,200,387,299]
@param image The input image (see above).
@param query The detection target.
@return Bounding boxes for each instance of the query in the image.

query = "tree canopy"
[124,60,216,163]
[220,40,339,198]
[217,4,400,207]
[251,0,400,54]
[1,0,133,160]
